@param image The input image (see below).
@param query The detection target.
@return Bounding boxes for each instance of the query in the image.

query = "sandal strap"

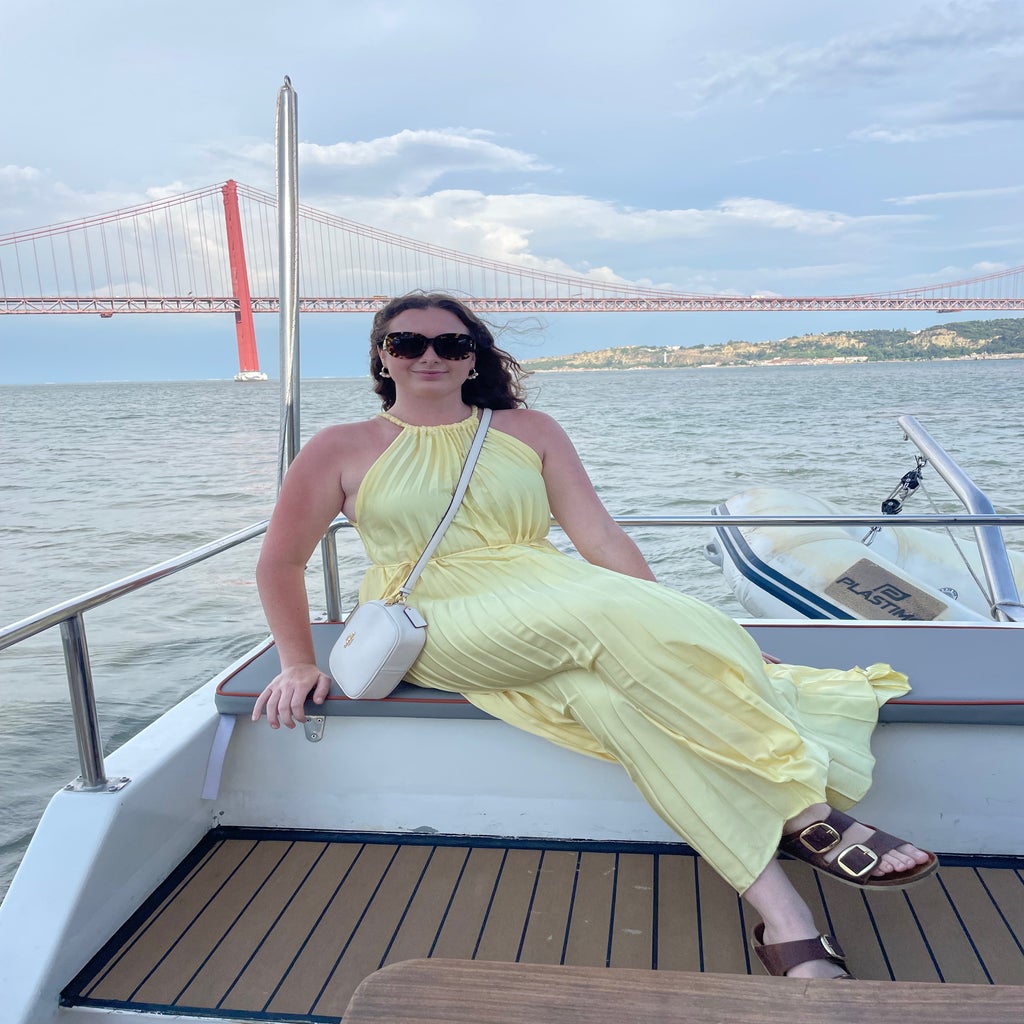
[780,809,911,882]
[752,922,849,977]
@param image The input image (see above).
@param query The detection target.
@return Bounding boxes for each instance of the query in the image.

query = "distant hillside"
[519,318,1024,371]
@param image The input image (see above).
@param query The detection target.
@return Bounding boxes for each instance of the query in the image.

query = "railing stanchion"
[59,612,107,790]
[899,415,1024,622]
[276,76,301,493]
[321,531,344,622]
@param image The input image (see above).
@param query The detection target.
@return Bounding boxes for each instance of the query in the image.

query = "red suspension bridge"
[2,179,1023,378]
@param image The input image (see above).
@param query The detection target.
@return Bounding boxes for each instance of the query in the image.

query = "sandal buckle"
[819,934,845,960]
[798,822,842,855]
[835,843,879,878]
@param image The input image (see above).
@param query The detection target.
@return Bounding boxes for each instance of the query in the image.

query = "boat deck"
[64,828,1024,1022]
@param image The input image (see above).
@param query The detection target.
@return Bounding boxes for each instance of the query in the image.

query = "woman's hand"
[761,651,781,664]
[252,663,332,729]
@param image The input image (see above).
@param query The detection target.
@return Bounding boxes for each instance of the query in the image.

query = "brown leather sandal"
[779,808,939,889]
[751,922,854,979]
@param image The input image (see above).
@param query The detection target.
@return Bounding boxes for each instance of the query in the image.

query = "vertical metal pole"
[275,78,344,619]
[320,530,344,622]
[277,76,300,493]
[59,612,107,789]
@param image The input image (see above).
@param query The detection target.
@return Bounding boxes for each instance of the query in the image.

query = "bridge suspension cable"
[2,180,1023,317]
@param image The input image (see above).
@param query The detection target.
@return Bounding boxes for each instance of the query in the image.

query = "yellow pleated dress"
[355,411,909,893]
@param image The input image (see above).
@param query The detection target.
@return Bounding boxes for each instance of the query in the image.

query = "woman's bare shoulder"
[307,416,390,445]
[491,407,565,433]
[490,408,570,459]
[493,407,573,440]
[294,417,391,464]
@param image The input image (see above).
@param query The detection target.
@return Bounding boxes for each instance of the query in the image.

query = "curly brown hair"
[369,291,528,410]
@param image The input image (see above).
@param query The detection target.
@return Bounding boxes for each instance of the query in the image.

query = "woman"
[253,291,936,980]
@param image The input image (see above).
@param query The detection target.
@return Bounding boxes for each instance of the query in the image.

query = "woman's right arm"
[253,427,348,729]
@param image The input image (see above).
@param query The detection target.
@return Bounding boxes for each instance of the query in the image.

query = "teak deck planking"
[64,829,1024,1022]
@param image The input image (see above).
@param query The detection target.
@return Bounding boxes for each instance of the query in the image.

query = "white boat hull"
[2,619,1022,1022]
[706,487,1024,621]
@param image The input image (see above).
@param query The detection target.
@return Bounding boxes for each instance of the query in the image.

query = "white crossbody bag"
[328,409,492,699]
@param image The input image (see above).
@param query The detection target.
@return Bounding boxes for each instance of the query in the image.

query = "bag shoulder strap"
[397,407,492,599]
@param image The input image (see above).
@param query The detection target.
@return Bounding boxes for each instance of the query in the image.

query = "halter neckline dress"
[355,410,908,892]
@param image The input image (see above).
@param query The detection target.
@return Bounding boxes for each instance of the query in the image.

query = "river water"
[2,357,1022,898]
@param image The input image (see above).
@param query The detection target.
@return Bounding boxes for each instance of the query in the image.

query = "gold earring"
[379,366,391,378]
[467,369,479,380]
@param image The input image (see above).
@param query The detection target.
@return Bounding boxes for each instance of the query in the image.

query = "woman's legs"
[743,802,935,978]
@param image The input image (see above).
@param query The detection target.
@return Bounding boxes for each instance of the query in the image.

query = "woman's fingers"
[252,665,327,728]
[312,673,332,704]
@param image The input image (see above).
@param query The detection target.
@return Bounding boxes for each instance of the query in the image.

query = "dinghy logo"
[824,559,946,620]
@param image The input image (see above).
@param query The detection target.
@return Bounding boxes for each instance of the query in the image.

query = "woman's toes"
[874,844,927,876]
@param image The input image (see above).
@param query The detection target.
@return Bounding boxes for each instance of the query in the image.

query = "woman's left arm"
[531,413,777,661]
[533,413,657,582]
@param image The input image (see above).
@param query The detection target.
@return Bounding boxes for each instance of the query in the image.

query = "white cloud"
[677,2,1024,148]
[145,181,193,201]
[714,198,854,235]
[682,1,1022,108]
[0,167,203,235]
[899,259,1011,285]
[313,188,921,255]
[751,262,870,282]
[298,187,928,297]
[0,127,958,303]
[4,139,922,297]
[1,165,42,183]
[851,123,987,144]
[850,65,1024,144]
[887,184,1024,205]
[218,128,550,197]
[955,236,1024,250]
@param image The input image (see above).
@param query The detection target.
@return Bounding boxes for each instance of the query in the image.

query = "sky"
[2,0,1023,382]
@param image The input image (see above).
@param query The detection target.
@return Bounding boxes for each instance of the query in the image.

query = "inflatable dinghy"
[705,487,1024,622]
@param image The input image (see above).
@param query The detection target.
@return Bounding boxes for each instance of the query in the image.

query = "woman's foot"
[752,921,852,979]
[782,804,937,887]
[743,858,854,978]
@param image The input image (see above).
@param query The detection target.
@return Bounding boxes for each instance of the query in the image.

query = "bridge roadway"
[5,295,1024,314]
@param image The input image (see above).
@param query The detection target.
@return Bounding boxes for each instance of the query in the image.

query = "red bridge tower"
[221,180,267,381]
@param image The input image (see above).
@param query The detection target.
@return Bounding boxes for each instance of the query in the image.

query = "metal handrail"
[2,510,1022,790]
[6,509,1019,651]
[899,415,1024,621]
[4,508,1020,651]
[0,519,269,790]
[0,520,270,651]
[321,511,1024,622]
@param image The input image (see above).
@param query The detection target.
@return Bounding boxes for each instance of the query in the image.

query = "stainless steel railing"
[323,509,1024,621]
[318,511,1024,625]
[898,415,1024,621]
[2,511,1022,792]
[0,520,270,789]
